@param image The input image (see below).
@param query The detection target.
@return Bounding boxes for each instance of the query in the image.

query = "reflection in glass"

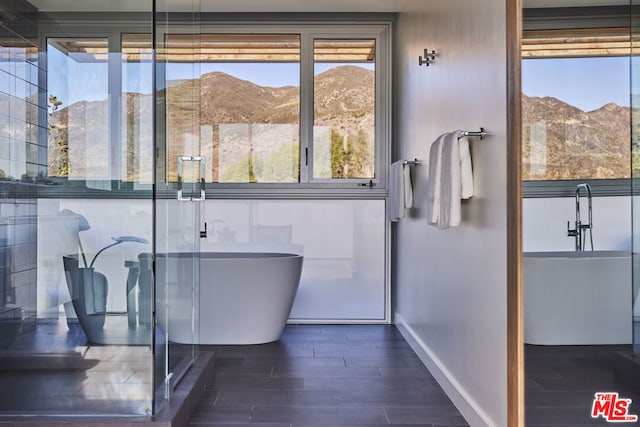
[313,39,376,180]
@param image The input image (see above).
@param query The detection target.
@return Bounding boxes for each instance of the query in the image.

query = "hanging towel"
[403,161,414,210]
[426,133,447,226]
[427,131,474,229]
[458,131,474,199]
[389,160,414,222]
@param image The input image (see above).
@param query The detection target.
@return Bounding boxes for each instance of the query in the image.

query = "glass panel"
[160,33,300,184]
[313,39,375,180]
[154,0,201,412]
[0,2,154,418]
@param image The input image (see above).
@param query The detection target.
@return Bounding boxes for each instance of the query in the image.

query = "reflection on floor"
[191,324,469,426]
[0,321,153,416]
[526,344,640,426]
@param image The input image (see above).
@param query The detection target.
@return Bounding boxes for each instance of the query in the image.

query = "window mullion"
[299,32,313,184]
[108,34,122,185]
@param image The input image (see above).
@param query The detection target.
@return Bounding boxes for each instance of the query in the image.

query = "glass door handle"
[177,156,206,201]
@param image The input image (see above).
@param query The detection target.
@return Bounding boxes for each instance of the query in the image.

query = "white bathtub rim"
[523,250,631,258]
[157,252,303,259]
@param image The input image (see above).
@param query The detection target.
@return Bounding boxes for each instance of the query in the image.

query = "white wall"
[523,196,631,252]
[393,1,508,426]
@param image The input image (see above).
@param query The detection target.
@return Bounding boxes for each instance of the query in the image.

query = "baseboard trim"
[394,312,496,427]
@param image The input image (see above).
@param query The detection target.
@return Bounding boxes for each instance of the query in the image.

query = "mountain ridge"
[45,68,631,181]
[522,93,630,180]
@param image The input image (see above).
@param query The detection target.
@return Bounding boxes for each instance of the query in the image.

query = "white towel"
[427,131,474,229]
[426,133,447,226]
[458,132,474,199]
[389,160,414,222]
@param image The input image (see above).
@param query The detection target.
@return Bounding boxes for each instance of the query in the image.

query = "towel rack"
[402,159,422,165]
[458,127,489,140]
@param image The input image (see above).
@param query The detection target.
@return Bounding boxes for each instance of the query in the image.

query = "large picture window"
[521,26,631,196]
[45,24,390,191]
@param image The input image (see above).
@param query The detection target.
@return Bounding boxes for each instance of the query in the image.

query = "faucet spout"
[569,183,593,251]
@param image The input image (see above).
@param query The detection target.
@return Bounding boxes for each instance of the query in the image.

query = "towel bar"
[402,159,422,165]
[458,127,489,140]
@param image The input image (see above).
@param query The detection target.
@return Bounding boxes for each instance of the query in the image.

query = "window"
[46,36,155,185]
[154,25,388,188]
[47,38,110,180]
[45,23,390,191]
[312,39,375,180]
[521,26,631,196]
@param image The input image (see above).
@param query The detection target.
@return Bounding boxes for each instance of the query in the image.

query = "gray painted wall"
[393,1,508,426]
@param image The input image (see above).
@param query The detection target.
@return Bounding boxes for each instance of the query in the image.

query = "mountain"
[171,65,374,180]
[522,94,630,180]
[167,65,374,128]
[48,69,632,182]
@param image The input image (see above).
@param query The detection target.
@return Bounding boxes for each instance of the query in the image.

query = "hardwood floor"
[525,344,640,426]
[190,324,469,427]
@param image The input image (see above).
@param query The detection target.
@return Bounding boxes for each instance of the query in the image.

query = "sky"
[48,41,630,113]
[521,56,630,112]
[47,45,374,106]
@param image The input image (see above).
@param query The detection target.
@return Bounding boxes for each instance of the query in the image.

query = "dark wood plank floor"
[525,344,640,426]
[189,324,469,427]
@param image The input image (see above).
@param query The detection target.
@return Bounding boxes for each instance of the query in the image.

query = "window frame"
[306,33,379,185]
[189,22,391,196]
[38,18,392,199]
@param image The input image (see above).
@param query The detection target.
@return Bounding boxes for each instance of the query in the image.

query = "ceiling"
[26,0,631,13]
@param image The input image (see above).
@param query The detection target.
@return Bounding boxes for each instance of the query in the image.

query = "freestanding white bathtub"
[156,252,303,345]
[524,250,632,345]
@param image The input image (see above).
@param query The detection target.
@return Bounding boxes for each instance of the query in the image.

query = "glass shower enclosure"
[0,0,201,417]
